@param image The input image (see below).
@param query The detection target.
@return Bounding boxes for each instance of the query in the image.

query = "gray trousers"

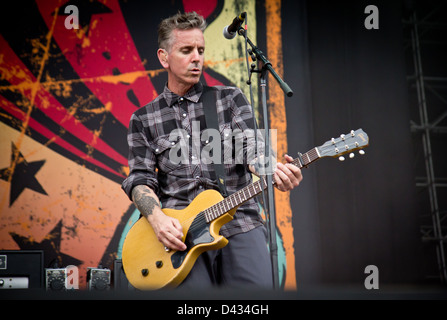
[178,225,273,289]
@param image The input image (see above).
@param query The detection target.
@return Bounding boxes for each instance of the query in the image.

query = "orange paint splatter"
[266,0,296,290]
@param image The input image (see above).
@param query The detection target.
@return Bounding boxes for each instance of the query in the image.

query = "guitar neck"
[203,147,321,223]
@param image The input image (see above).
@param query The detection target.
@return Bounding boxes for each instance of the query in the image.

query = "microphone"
[223,12,246,39]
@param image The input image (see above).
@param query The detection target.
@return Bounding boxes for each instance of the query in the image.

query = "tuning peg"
[359,150,365,155]
[338,156,345,161]
[349,153,355,159]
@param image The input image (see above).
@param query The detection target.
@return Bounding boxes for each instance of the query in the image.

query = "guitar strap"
[201,86,228,197]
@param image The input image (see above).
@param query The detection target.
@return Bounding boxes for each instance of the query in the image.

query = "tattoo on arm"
[131,185,160,218]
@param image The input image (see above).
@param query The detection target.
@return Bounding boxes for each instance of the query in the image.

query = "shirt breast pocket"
[150,134,186,173]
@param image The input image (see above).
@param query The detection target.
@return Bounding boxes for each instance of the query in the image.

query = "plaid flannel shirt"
[121,82,265,237]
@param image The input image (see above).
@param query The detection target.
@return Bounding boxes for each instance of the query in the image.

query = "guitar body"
[122,189,237,290]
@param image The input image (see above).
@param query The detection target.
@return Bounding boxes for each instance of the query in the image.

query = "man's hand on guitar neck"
[132,185,187,251]
[273,154,303,192]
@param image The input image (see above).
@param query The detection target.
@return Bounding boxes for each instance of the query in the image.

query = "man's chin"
[188,75,202,84]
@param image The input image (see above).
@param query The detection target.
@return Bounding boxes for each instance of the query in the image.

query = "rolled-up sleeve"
[121,112,159,200]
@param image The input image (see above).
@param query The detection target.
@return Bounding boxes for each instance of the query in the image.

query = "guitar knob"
[141,269,149,277]
[349,153,355,159]
[156,261,163,268]
[359,150,365,155]
[338,156,345,161]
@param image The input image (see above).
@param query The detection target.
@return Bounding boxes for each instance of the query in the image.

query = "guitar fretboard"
[204,147,320,223]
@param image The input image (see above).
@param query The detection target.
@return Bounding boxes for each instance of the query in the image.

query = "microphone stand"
[237,27,293,290]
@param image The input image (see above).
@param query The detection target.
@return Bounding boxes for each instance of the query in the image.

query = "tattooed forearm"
[131,185,160,218]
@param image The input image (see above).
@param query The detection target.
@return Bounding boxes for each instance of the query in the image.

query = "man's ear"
[157,48,169,68]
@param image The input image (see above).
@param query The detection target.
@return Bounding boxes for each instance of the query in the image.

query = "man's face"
[160,28,205,94]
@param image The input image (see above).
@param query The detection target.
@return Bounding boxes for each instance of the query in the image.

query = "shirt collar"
[163,82,204,107]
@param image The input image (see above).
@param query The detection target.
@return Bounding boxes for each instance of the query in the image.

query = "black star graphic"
[0,143,48,207]
[10,220,83,268]
[58,0,113,35]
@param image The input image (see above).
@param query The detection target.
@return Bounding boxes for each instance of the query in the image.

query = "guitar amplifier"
[0,250,44,289]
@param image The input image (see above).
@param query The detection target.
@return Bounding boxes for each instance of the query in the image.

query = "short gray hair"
[158,11,207,51]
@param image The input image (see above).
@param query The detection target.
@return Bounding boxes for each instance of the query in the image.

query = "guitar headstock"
[317,129,369,161]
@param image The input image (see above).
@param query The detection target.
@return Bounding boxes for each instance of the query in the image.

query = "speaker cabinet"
[113,259,135,291]
[0,250,44,289]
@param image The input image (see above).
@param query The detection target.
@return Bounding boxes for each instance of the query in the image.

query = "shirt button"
[155,148,159,152]
[179,97,184,102]
[182,113,187,118]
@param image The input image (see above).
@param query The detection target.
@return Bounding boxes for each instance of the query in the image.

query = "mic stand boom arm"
[237,27,293,290]
[239,28,293,97]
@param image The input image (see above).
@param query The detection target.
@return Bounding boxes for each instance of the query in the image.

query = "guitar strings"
[182,185,258,234]
[178,176,274,235]
[178,152,321,242]
[186,180,264,230]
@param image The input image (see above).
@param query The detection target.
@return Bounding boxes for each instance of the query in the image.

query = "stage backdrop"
[0,0,425,291]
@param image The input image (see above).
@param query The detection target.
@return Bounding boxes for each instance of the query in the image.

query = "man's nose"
[191,48,200,61]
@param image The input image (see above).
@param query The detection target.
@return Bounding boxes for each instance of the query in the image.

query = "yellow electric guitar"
[121,129,369,290]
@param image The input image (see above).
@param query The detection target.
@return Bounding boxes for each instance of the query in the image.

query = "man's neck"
[167,81,194,97]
